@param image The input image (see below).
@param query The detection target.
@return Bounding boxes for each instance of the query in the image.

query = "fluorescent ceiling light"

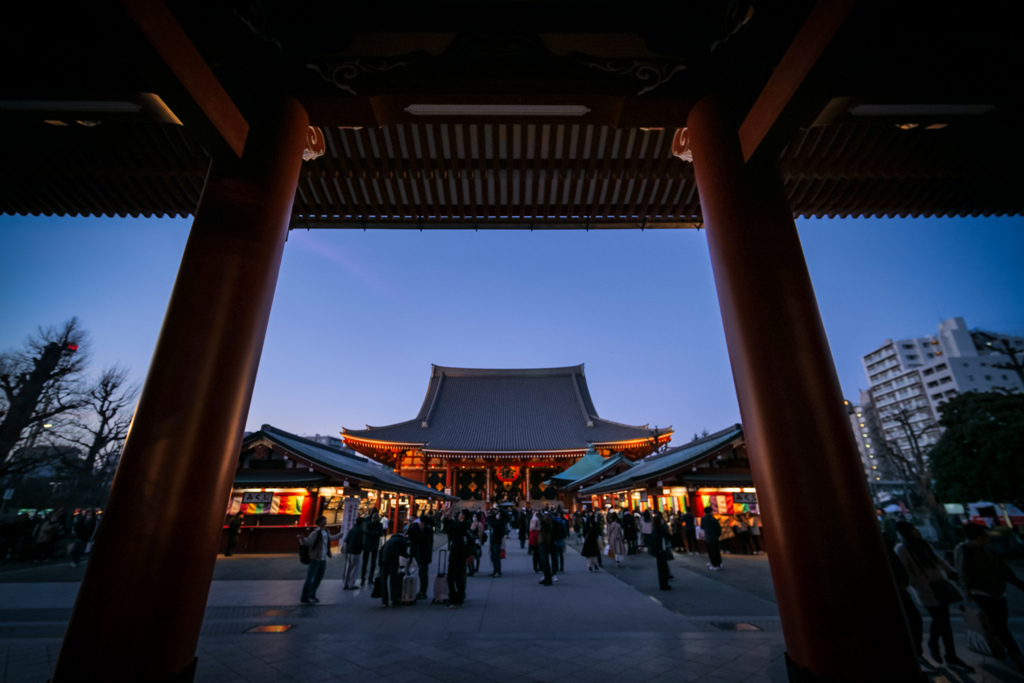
[404,104,591,116]
[849,104,995,117]
[0,100,142,113]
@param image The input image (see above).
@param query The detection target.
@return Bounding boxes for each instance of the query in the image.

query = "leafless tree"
[0,318,88,477]
[878,403,957,542]
[58,366,139,506]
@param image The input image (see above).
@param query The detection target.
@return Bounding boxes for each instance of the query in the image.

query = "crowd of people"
[297,504,758,609]
[0,508,99,566]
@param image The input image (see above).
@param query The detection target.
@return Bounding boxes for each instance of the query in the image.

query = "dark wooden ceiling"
[1,1,1021,226]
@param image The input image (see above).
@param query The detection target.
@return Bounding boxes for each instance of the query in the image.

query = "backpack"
[552,518,567,541]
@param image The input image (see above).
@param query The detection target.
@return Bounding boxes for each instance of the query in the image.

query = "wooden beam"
[738,0,857,162]
[114,0,249,159]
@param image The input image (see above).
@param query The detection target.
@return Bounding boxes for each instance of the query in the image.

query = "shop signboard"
[733,492,757,505]
[340,497,360,537]
[242,491,273,504]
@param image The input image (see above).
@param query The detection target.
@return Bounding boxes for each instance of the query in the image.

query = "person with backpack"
[296,516,344,604]
[341,516,364,590]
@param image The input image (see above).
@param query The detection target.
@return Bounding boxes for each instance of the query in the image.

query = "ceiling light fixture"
[404,104,591,117]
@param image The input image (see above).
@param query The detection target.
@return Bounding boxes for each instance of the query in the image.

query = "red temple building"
[342,365,672,508]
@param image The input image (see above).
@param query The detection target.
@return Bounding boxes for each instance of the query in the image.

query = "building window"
[968,375,974,381]
[935,363,947,371]
[985,375,992,381]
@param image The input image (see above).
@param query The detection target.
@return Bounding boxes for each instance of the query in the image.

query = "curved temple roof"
[343,365,669,454]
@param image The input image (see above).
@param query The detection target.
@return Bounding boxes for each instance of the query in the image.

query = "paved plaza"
[1,539,1022,682]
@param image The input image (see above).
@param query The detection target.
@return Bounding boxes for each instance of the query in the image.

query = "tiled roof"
[547,447,607,484]
[243,424,455,499]
[559,452,634,492]
[580,424,743,495]
[344,365,664,453]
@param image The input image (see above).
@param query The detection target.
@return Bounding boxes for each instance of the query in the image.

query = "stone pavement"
[1,540,1022,682]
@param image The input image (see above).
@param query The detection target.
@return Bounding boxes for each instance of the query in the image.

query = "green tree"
[930,389,1024,513]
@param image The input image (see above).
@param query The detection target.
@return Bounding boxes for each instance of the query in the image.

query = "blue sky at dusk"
[1,214,1022,444]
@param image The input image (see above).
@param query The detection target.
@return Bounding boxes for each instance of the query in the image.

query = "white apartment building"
[846,392,897,485]
[861,317,1024,457]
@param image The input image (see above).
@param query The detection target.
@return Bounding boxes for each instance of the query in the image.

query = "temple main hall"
[342,365,672,508]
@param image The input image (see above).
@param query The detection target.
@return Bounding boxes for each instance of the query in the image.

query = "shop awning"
[579,424,743,496]
[242,425,457,500]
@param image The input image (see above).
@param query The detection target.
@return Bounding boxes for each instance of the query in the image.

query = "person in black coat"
[581,514,602,572]
[378,531,410,608]
[408,516,434,599]
[360,510,384,586]
[651,514,673,590]
[443,509,474,608]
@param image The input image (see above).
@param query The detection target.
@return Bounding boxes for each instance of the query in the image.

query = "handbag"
[930,579,963,605]
[370,577,382,599]
[499,549,506,559]
[961,602,1006,659]
[299,542,310,565]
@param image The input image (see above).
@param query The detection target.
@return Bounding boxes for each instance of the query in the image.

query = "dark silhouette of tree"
[0,318,88,477]
[971,330,1024,387]
[930,389,1024,521]
[59,366,139,507]
[876,401,958,542]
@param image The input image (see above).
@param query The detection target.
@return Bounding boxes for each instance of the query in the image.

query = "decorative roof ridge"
[429,364,585,378]
[571,372,595,426]
[343,418,421,433]
[591,416,664,432]
[645,423,741,460]
[256,424,370,463]
[421,370,445,428]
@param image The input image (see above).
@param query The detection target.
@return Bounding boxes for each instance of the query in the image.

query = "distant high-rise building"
[861,317,1024,457]
[845,393,896,486]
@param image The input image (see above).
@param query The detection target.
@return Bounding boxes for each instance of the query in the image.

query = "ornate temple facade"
[342,365,672,508]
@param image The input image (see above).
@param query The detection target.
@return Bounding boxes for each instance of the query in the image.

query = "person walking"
[528,510,541,572]
[640,510,653,553]
[360,510,384,586]
[443,509,473,609]
[895,522,974,672]
[623,510,639,555]
[605,512,627,568]
[701,507,723,571]
[409,516,435,599]
[581,513,602,572]
[378,529,410,608]
[956,523,1024,672]
[487,507,508,577]
[341,516,364,590]
[537,511,554,585]
[682,510,697,554]
[734,514,755,554]
[651,513,673,590]
[297,516,343,604]
[551,510,567,574]
[69,509,97,568]
[517,509,528,549]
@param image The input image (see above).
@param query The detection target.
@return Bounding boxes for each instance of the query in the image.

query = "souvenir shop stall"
[578,424,763,553]
[224,424,454,553]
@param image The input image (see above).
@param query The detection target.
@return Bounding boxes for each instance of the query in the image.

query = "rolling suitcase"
[432,549,449,604]
[401,562,418,605]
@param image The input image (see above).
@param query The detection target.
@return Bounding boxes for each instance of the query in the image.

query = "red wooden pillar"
[687,96,922,682]
[53,97,309,682]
